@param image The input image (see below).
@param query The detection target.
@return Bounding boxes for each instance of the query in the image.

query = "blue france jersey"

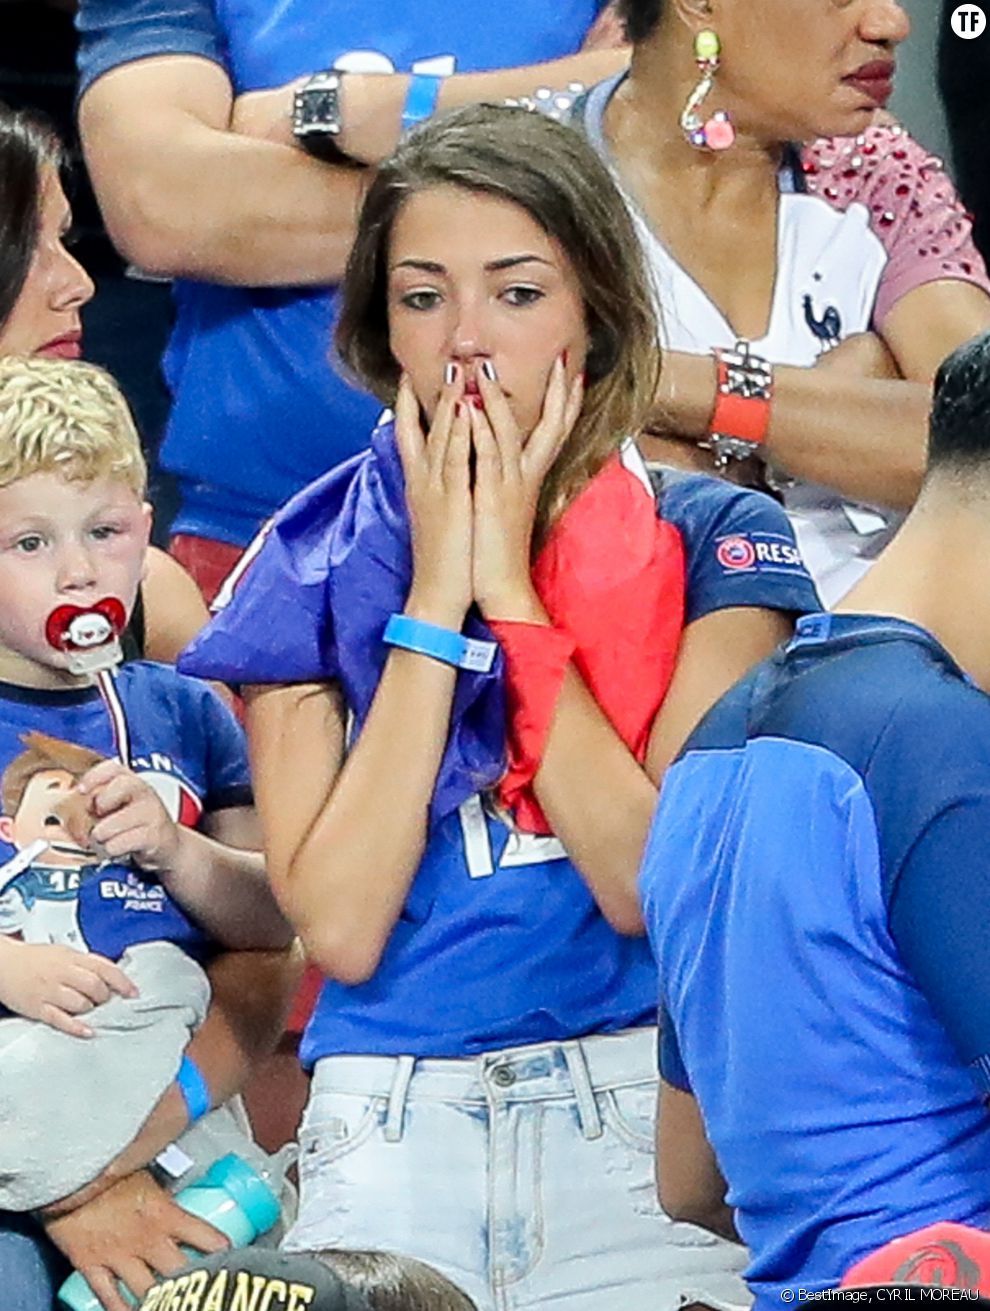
[640,614,990,1306]
[298,473,818,1063]
[0,664,250,966]
[76,0,607,545]
[659,471,818,625]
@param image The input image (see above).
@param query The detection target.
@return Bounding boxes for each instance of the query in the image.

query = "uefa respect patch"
[714,531,806,575]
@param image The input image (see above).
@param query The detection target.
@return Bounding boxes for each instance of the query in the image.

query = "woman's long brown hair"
[336,103,662,549]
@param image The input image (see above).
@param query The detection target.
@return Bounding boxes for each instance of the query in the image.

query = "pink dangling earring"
[680,29,736,152]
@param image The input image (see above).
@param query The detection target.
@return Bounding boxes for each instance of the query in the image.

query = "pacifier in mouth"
[45,597,126,674]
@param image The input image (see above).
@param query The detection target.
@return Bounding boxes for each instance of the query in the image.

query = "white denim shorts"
[282,1027,748,1311]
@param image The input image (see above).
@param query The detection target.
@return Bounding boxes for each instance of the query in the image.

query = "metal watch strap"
[700,340,774,470]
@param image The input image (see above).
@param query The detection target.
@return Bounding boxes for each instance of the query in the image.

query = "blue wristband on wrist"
[401,73,444,132]
[176,1055,212,1124]
[383,613,497,673]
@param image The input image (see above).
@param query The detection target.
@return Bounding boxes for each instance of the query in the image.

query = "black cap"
[137,1248,373,1311]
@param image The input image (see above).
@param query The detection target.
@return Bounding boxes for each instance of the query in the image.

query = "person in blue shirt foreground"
[181,104,820,1310]
[641,326,990,1308]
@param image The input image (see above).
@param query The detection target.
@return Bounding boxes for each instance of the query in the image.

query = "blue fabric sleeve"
[888,795,990,1091]
[76,0,226,99]
[178,515,336,685]
[661,473,821,626]
[659,1004,692,1092]
[179,459,360,686]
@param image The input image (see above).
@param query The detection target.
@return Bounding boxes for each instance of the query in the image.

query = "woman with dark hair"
[182,103,820,1309]
[0,101,208,663]
[0,105,92,357]
[566,0,990,603]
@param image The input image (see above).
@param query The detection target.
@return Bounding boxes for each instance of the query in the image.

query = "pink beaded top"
[800,124,990,328]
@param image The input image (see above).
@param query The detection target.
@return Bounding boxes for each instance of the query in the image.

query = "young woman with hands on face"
[181,105,820,1310]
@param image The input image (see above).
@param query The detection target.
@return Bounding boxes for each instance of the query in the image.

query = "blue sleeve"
[659,1004,692,1092]
[197,683,253,812]
[76,0,226,99]
[178,460,360,686]
[661,473,821,626]
[888,795,990,1092]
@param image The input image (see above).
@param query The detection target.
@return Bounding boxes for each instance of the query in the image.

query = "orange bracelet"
[703,341,774,470]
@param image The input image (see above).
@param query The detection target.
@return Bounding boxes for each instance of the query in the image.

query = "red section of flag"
[494,455,686,833]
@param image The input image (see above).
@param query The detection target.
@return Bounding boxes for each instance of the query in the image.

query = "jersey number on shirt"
[458,797,566,879]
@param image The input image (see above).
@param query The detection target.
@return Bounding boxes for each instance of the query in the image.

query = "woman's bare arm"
[471,363,794,933]
[657,1079,738,1242]
[520,606,792,934]
[141,547,210,665]
[644,607,792,779]
[243,375,475,985]
[651,281,990,509]
[243,633,460,986]
[247,607,786,965]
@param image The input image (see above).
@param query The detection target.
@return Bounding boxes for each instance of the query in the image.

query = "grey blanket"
[0,940,209,1210]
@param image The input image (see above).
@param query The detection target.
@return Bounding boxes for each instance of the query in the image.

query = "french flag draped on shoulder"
[178,417,507,827]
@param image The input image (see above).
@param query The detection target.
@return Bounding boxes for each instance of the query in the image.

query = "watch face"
[294,73,350,160]
[299,87,340,133]
[294,73,342,142]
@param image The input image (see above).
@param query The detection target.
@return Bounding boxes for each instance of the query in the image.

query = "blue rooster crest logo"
[802,294,842,353]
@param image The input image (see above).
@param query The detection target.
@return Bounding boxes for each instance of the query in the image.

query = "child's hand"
[76,761,182,876]
[0,940,138,1038]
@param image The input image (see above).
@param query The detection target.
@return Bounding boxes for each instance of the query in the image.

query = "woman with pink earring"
[571,0,990,603]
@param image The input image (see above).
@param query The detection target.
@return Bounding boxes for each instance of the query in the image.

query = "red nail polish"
[467,393,485,409]
[561,349,570,367]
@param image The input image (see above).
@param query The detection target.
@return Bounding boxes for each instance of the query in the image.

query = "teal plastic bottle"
[57,1154,282,1311]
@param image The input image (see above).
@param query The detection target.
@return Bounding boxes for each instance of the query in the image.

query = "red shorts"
[169,533,245,607]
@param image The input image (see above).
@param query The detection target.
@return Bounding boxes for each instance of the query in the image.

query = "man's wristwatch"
[292,70,347,161]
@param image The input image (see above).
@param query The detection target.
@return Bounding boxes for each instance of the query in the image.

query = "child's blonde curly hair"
[0,356,146,496]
